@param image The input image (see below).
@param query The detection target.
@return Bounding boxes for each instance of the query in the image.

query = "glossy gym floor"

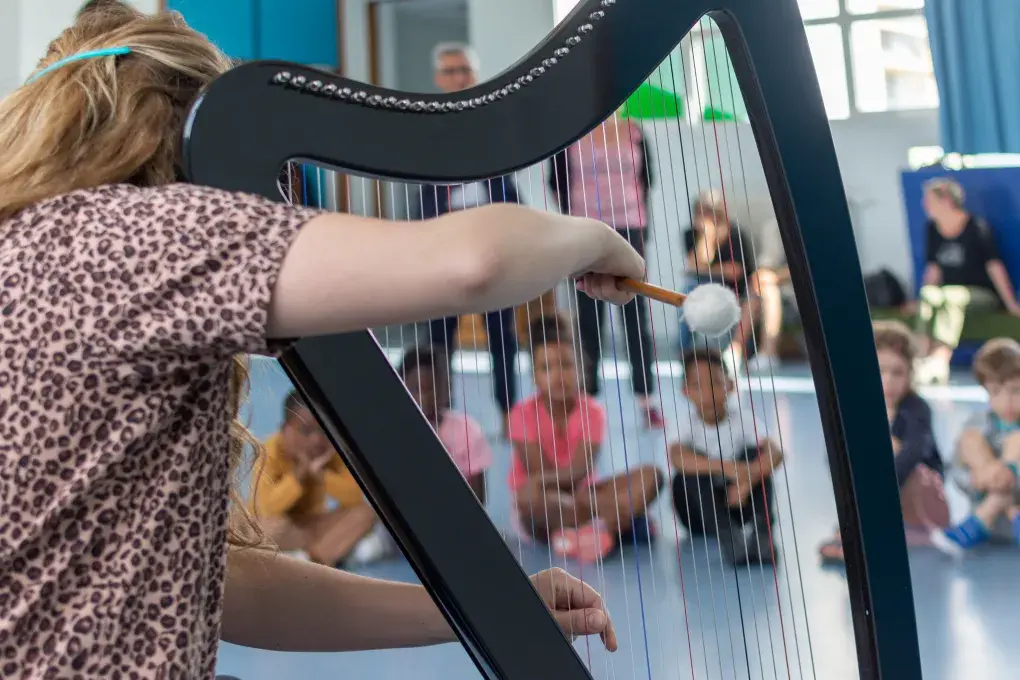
[215,355,1017,680]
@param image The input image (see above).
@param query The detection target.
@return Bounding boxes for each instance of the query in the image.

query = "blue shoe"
[931,516,990,556]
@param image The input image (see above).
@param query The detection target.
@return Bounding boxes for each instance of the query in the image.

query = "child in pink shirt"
[509,315,664,562]
[401,346,492,503]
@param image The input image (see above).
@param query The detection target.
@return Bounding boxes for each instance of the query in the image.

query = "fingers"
[552,610,618,652]
[533,568,617,652]
[552,568,602,610]
[576,274,636,305]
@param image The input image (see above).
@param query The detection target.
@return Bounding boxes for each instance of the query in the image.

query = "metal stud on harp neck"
[186,0,922,679]
[268,0,618,113]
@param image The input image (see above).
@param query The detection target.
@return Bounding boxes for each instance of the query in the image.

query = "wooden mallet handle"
[618,278,687,307]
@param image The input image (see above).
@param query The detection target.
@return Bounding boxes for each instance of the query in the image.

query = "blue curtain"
[926,0,1020,154]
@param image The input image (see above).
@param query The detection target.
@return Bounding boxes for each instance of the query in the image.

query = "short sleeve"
[961,410,991,435]
[740,412,766,450]
[508,401,538,443]
[668,411,695,448]
[972,218,1001,263]
[86,184,319,359]
[463,416,494,473]
[683,229,696,254]
[579,398,606,445]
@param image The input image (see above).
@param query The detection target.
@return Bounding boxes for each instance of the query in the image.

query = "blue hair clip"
[26,46,132,84]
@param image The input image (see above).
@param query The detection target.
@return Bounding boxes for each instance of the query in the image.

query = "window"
[802,0,937,116]
[556,0,936,121]
[850,16,938,112]
[799,0,840,20]
[846,0,925,13]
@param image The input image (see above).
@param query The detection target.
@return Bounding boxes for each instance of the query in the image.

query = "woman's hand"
[575,274,637,305]
[574,223,645,305]
[530,568,618,652]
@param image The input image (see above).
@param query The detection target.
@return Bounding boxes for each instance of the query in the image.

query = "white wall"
[468,0,554,81]
[1,0,160,98]
[0,1,20,97]
[394,8,468,92]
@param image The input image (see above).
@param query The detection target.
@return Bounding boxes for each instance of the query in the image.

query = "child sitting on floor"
[254,391,394,566]
[932,337,1020,554]
[669,348,784,566]
[509,315,663,562]
[399,345,493,504]
[818,321,949,564]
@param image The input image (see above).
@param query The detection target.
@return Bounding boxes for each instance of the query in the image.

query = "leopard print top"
[0,184,319,679]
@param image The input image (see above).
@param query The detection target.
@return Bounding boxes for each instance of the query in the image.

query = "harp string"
[693,17,787,677]
[708,20,807,676]
[610,95,684,680]
[649,54,722,678]
[691,18,782,677]
[544,156,613,665]
[571,127,643,679]
[672,31,749,678]
[592,114,661,678]
[652,55,742,676]
[628,68,724,679]
[717,45,818,680]
[642,60,703,680]
[541,159,614,672]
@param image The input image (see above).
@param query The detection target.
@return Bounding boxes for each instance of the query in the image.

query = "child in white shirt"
[669,349,784,566]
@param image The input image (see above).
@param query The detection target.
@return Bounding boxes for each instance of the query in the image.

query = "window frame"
[803,0,933,117]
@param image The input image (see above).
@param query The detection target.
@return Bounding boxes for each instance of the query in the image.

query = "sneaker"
[348,524,397,566]
[745,354,775,374]
[552,521,615,563]
[930,516,990,556]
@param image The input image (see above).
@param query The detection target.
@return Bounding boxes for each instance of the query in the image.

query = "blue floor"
[217,357,1018,680]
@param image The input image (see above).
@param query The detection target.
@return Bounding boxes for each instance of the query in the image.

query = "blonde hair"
[973,338,1020,386]
[0,1,266,549]
[923,177,966,210]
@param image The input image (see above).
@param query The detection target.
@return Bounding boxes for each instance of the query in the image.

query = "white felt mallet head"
[682,283,741,337]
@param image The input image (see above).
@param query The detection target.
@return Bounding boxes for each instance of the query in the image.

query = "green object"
[703,106,739,122]
[621,82,685,119]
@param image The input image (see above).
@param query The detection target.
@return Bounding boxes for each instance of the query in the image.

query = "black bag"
[863,269,907,308]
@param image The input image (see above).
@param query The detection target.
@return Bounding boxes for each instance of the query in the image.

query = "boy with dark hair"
[669,348,784,566]
[254,391,394,565]
[933,338,1020,553]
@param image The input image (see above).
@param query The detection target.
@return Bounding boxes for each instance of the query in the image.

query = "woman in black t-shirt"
[915,178,1020,383]
[679,191,760,367]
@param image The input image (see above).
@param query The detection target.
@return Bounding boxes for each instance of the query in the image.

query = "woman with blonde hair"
[0,1,634,675]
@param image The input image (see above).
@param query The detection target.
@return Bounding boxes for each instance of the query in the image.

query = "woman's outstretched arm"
[266,203,643,339]
[222,549,617,653]
[222,549,452,651]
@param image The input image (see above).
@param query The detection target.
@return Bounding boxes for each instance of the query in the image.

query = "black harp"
[182,1,922,678]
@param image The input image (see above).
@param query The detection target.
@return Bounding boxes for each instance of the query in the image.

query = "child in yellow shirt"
[253,391,394,565]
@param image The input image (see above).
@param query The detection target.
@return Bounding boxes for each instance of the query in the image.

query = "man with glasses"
[416,42,523,437]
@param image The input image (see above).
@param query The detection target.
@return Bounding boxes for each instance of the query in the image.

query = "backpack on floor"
[863,269,907,309]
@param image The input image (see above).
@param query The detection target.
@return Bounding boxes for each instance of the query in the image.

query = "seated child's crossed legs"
[969,432,1020,527]
[515,464,664,541]
[263,505,378,565]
